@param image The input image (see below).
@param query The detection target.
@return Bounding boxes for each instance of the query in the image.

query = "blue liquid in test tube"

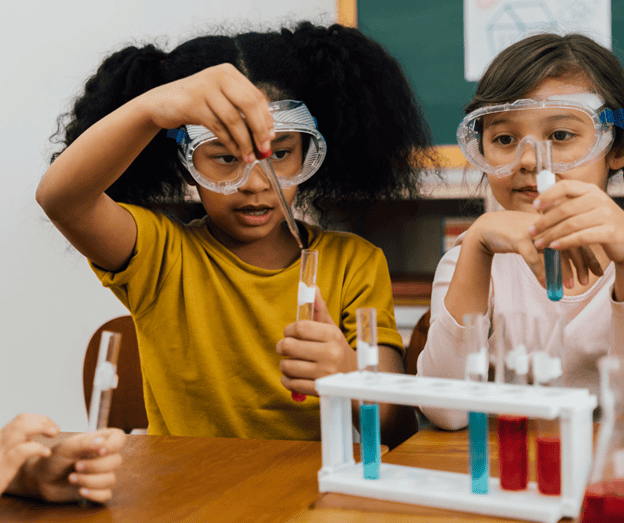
[357,307,381,480]
[464,314,490,495]
[469,412,489,494]
[360,403,380,479]
[544,248,563,301]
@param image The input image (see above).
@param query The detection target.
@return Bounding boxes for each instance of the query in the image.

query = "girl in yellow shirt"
[37,22,433,446]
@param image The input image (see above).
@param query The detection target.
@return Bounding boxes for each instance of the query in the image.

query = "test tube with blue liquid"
[356,307,381,480]
[464,313,489,494]
[535,140,563,301]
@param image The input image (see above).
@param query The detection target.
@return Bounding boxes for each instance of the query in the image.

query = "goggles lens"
[171,100,326,194]
[192,131,305,185]
[457,94,619,177]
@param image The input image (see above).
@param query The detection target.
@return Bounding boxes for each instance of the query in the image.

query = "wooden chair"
[83,315,148,433]
[404,308,431,376]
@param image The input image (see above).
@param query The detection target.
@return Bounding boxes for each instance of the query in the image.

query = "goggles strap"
[600,108,624,130]
[166,128,191,146]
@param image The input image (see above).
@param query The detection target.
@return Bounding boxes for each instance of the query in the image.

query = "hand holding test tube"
[292,249,318,402]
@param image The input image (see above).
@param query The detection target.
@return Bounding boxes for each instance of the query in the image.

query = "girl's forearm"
[444,227,494,325]
[36,96,160,223]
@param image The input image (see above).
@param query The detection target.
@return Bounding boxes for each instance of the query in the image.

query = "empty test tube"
[292,249,318,402]
[535,140,563,301]
[464,314,489,494]
[357,307,381,480]
[88,331,122,432]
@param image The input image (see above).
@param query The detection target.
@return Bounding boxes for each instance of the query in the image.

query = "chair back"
[83,315,148,433]
[404,309,431,376]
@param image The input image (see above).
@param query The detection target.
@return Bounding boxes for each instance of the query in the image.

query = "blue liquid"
[544,248,563,301]
[469,412,489,494]
[360,403,380,480]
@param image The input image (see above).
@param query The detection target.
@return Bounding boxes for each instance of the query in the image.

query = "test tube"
[291,249,318,402]
[532,314,565,495]
[464,313,489,494]
[536,140,563,301]
[494,314,529,491]
[88,330,122,432]
[356,307,380,480]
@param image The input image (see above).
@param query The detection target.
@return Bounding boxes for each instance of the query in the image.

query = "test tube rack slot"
[316,372,596,523]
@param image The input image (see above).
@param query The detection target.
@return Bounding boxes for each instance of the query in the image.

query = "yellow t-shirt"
[91,203,403,440]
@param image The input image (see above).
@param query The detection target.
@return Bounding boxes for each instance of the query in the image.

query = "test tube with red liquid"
[532,315,565,495]
[494,314,529,491]
[580,356,624,522]
[291,249,318,402]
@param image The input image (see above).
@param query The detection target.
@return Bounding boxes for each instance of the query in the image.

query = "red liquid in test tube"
[497,415,528,490]
[580,479,624,523]
[536,436,561,495]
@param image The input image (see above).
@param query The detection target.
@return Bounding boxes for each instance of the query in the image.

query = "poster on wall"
[464,0,611,81]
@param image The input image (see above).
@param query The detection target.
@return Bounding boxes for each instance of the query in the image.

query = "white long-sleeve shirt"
[417,233,624,430]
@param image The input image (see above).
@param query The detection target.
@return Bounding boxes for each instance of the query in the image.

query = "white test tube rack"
[316,372,596,523]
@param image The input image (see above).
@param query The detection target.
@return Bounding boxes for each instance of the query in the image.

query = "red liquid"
[497,415,528,490]
[536,436,561,495]
[580,480,624,523]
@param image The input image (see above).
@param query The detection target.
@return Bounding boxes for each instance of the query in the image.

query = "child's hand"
[472,209,602,287]
[276,287,358,397]
[532,179,624,271]
[9,428,126,504]
[0,414,59,495]
[143,63,275,163]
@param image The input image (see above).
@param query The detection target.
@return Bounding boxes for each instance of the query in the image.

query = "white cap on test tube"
[537,140,555,194]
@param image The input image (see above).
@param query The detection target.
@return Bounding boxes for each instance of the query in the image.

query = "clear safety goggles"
[167,100,326,194]
[457,93,624,177]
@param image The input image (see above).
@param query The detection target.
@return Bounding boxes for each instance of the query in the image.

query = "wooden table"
[0,425,584,523]
[0,435,334,523]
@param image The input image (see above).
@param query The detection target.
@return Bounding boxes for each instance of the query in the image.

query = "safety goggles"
[167,100,326,194]
[457,93,624,177]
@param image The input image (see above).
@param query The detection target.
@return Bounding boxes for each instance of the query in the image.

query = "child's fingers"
[53,428,126,461]
[78,487,114,504]
[563,249,589,287]
[215,63,274,150]
[0,414,60,448]
[3,441,52,470]
[277,336,323,360]
[279,357,318,380]
[516,243,545,285]
[69,471,117,491]
[581,245,605,277]
[313,287,337,325]
[533,179,593,211]
[74,452,123,475]
[281,319,335,343]
[280,375,318,397]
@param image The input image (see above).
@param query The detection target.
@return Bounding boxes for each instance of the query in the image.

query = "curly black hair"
[51,22,436,221]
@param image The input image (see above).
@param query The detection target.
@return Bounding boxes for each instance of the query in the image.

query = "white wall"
[0,0,335,431]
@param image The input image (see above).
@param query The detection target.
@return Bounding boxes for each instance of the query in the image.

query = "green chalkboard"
[358,0,624,145]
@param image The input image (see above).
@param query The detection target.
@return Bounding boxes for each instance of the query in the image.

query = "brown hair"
[466,33,624,174]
